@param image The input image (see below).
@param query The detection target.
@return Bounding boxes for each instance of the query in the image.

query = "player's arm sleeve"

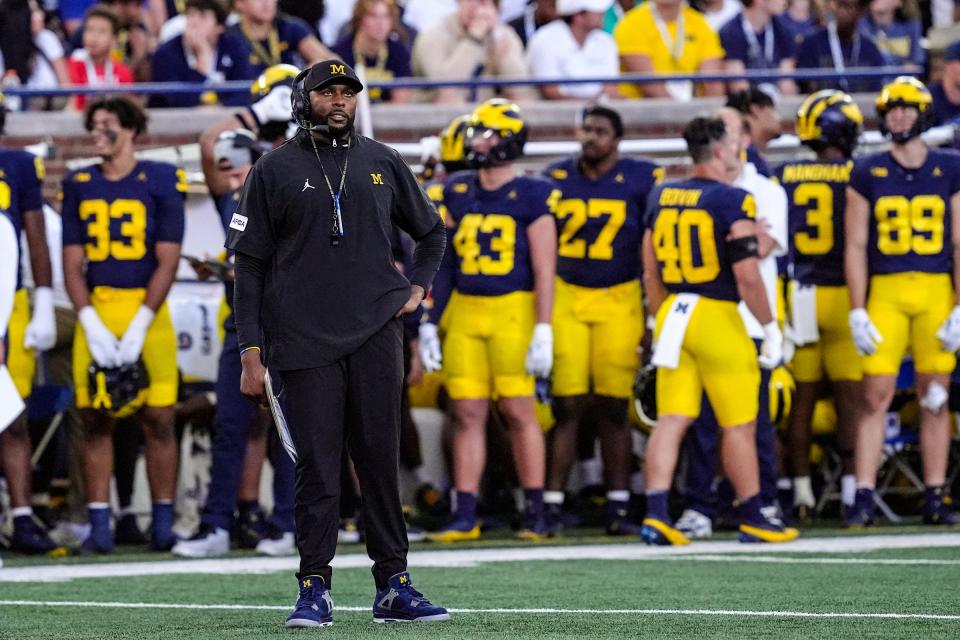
[20,154,45,213]
[847,159,873,200]
[643,185,663,230]
[59,178,84,247]
[225,163,277,260]
[389,150,446,291]
[423,223,456,325]
[154,167,188,244]
[527,184,561,225]
[233,251,266,352]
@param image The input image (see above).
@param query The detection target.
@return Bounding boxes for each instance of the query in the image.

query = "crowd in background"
[1,0,960,111]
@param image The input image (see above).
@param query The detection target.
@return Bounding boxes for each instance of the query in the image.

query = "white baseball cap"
[556,0,614,16]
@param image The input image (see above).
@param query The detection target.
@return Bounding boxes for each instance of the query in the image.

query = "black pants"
[277,318,407,590]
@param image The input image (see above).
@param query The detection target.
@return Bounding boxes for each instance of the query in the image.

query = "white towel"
[652,293,700,370]
[790,283,820,345]
[0,365,25,434]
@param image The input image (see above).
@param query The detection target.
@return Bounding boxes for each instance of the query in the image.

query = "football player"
[641,116,797,545]
[61,96,187,552]
[844,77,960,526]
[173,126,297,558]
[420,99,558,541]
[0,91,60,554]
[778,89,864,520]
[675,107,788,539]
[542,105,662,535]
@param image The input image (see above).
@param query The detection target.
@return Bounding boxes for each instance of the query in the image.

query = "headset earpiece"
[291,68,311,129]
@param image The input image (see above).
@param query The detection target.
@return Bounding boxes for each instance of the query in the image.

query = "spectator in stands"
[279,0,325,40]
[61,0,99,37]
[103,0,155,81]
[331,0,413,104]
[404,0,532,31]
[509,0,558,46]
[931,40,960,125]
[858,0,924,70]
[726,87,781,177]
[603,0,638,32]
[779,0,819,41]
[145,0,181,37]
[68,5,135,111]
[11,1,71,111]
[411,0,533,104]
[614,0,725,100]
[527,0,621,100]
[795,0,885,94]
[150,0,254,108]
[228,0,333,76]
[697,0,744,32]
[720,0,798,96]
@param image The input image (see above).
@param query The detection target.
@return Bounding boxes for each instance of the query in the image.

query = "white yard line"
[0,533,958,582]
[0,599,958,621]
[671,554,960,566]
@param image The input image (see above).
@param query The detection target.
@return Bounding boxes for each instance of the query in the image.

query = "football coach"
[226,60,449,628]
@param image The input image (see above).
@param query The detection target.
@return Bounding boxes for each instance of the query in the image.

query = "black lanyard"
[309,135,350,246]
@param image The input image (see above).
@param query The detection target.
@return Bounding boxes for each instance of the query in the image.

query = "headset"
[290,67,313,131]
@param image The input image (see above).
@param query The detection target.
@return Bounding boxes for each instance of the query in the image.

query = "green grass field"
[2,527,960,639]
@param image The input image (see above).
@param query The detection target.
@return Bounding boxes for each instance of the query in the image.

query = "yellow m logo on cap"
[371,173,383,185]
[330,64,345,75]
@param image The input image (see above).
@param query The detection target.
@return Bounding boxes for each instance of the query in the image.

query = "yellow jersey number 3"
[453,213,516,276]
[80,198,148,262]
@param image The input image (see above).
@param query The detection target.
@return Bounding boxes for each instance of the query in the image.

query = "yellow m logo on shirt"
[371,173,383,185]
[330,64,345,75]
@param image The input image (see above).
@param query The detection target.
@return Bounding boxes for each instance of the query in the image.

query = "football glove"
[23,286,56,351]
[118,305,155,365]
[418,322,442,372]
[849,308,882,356]
[936,305,960,353]
[525,323,553,378]
[248,85,293,127]
[758,321,783,370]
[78,306,121,368]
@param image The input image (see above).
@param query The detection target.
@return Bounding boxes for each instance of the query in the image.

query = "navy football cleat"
[924,491,960,526]
[372,572,449,623]
[285,575,334,628]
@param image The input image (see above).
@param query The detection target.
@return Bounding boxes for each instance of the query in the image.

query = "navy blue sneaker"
[372,572,449,623]
[845,488,876,528]
[11,516,58,555]
[605,501,644,537]
[924,489,960,526]
[285,575,334,628]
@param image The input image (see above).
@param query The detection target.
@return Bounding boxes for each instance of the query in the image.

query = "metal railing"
[0,67,915,98]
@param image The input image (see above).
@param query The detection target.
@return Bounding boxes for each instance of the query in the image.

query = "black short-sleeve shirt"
[226,130,442,370]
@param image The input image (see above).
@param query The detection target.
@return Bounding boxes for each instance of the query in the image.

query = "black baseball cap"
[303,60,364,93]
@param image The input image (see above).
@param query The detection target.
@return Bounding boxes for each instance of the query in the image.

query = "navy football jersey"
[776,159,852,286]
[441,171,559,296]
[0,148,45,287]
[61,160,187,289]
[849,149,960,276]
[645,178,756,302]
[544,157,662,288]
